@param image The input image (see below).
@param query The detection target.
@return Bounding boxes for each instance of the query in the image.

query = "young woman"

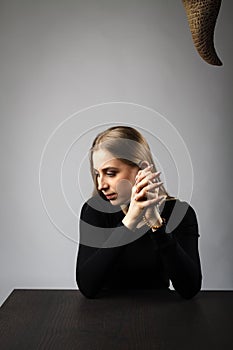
[76,126,202,299]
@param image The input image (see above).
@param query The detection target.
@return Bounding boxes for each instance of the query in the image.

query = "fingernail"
[145,164,152,169]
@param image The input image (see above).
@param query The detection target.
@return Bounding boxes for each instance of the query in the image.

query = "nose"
[97,175,109,191]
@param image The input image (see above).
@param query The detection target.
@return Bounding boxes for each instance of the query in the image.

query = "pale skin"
[92,149,166,232]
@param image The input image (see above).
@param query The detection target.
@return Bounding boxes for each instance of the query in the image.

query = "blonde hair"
[89,126,171,200]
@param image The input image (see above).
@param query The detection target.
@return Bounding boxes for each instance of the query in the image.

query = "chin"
[114,198,130,207]
[109,198,122,206]
[109,198,120,205]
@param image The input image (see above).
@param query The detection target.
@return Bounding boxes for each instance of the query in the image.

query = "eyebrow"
[93,167,119,172]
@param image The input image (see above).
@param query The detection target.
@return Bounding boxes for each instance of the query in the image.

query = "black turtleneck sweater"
[76,196,202,299]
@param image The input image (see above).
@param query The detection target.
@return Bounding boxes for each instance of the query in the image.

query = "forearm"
[160,237,202,298]
[76,221,135,298]
[76,244,124,298]
[150,231,202,299]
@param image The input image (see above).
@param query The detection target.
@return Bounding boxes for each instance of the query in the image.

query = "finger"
[137,163,153,175]
[136,172,161,191]
[145,181,163,192]
[135,181,163,195]
[158,196,167,205]
[155,196,167,212]
[139,196,166,208]
[134,183,163,201]
[135,172,154,188]
[139,170,161,184]
[135,165,154,183]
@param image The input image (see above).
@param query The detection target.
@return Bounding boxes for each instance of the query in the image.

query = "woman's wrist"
[122,216,138,232]
[143,215,166,232]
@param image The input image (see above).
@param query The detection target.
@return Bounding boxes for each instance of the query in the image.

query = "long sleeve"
[76,200,137,298]
[149,202,202,299]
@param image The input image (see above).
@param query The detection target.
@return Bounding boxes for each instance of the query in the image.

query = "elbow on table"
[179,276,202,300]
[78,288,99,299]
[76,276,100,299]
[180,286,201,300]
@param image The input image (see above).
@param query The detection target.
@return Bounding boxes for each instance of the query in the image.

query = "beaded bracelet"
[143,216,166,231]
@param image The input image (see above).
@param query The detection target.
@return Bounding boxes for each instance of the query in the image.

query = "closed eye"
[106,172,116,177]
[94,172,116,177]
[93,167,119,177]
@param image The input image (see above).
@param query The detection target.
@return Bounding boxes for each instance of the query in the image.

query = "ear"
[138,160,150,170]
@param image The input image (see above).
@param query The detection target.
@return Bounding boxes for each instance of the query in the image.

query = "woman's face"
[92,149,139,206]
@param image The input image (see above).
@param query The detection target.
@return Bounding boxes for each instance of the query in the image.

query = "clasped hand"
[125,164,166,228]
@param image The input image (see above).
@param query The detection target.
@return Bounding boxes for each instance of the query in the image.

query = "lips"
[105,193,117,200]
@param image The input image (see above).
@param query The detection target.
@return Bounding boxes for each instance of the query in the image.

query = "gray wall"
[1,0,233,305]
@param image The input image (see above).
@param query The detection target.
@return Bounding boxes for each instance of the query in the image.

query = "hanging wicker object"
[182,0,222,66]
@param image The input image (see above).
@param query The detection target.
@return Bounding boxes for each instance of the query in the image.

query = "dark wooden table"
[0,289,232,350]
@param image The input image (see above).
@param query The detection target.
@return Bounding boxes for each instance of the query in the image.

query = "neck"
[120,203,129,215]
